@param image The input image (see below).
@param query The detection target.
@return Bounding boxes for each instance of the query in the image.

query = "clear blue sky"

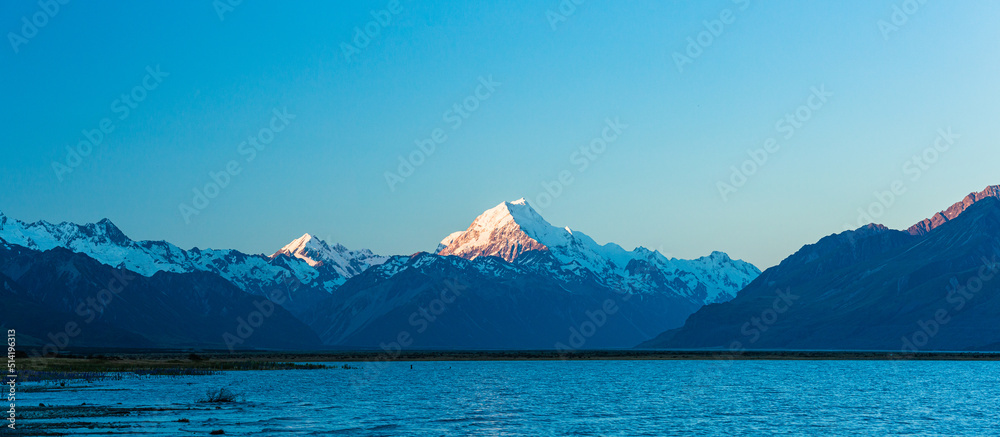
[2,1,999,269]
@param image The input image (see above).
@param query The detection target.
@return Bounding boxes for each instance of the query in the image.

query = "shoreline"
[22,349,1000,368]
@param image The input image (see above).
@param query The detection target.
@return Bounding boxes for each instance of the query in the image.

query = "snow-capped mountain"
[0,212,383,299]
[0,201,759,350]
[437,199,760,305]
[271,233,387,278]
[0,240,322,350]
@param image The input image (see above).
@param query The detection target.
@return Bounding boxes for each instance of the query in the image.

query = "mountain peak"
[293,233,318,247]
[96,217,121,231]
[83,218,131,246]
[271,233,388,276]
[706,250,731,260]
[437,199,760,305]
[503,199,552,232]
[273,233,327,266]
[437,199,550,262]
[908,185,1000,236]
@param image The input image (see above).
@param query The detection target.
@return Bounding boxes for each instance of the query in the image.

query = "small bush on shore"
[199,387,239,403]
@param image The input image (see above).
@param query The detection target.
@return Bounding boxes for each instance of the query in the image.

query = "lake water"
[18,360,1000,435]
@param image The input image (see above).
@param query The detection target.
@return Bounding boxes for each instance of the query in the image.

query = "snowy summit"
[436,199,761,304]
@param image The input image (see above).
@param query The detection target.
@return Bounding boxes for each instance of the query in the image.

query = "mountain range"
[8,185,999,353]
[0,199,759,352]
[0,239,321,351]
[306,199,760,349]
[642,185,1000,352]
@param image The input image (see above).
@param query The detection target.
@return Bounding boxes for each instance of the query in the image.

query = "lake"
[19,360,1000,435]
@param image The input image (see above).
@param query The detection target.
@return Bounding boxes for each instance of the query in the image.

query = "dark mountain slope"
[644,197,1000,352]
[0,241,322,351]
[309,252,703,350]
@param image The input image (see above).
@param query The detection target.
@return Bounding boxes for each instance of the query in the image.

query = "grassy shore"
[278,349,1000,362]
[18,348,1000,378]
[17,353,328,382]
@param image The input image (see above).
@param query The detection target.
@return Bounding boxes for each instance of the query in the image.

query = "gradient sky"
[2,1,999,269]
